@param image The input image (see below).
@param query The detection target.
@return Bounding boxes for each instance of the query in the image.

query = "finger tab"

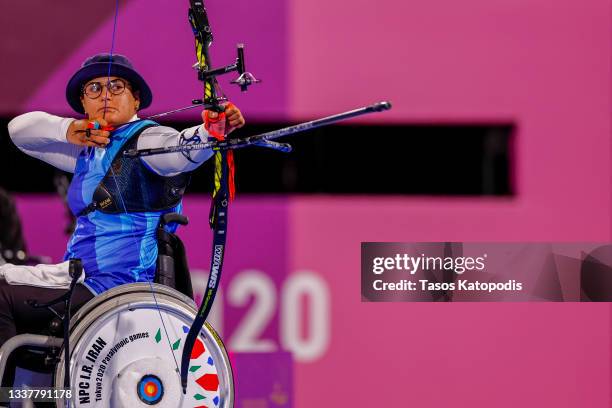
[87,121,100,130]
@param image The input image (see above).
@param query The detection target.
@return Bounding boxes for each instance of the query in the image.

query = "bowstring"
[102,0,120,122]
[102,0,182,380]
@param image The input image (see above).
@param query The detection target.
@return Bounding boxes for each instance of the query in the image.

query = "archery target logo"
[138,375,164,404]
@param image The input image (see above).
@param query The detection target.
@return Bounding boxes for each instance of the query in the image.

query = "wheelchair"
[0,213,234,407]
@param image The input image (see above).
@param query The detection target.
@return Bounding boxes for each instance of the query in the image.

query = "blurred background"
[0,0,610,406]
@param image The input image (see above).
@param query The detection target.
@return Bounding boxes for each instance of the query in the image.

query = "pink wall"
[288,0,612,406]
[290,198,610,407]
[289,0,612,237]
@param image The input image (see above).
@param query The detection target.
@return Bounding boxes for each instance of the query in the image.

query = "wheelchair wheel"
[53,283,233,407]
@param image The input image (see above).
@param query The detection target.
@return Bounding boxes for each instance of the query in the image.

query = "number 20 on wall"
[192,270,330,362]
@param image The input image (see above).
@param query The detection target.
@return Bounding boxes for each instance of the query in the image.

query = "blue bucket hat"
[66,53,152,114]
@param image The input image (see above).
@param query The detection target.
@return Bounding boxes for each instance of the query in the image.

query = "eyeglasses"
[82,78,131,99]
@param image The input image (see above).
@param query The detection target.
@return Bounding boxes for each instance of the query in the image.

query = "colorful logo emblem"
[138,374,164,405]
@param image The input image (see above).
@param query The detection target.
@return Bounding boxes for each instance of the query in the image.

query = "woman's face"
[80,76,140,125]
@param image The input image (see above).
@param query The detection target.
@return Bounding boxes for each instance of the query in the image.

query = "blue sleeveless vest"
[64,120,187,295]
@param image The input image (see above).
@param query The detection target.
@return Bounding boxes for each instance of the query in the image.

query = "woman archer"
[0,53,244,387]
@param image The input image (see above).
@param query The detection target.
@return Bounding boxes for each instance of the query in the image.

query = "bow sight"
[190,44,260,101]
[188,1,260,109]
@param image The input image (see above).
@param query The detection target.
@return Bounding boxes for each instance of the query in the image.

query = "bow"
[98,0,259,397]
[179,0,259,393]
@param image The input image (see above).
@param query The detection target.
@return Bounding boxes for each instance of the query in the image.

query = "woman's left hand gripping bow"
[202,102,245,140]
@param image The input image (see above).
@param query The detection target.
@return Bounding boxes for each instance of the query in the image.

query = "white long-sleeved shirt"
[7,111,214,176]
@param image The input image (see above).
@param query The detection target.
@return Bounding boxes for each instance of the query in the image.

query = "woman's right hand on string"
[66,118,111,147]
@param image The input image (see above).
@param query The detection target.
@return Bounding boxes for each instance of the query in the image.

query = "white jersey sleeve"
[8,111,82,173]
[8,112,215,176]
[137,125,215,176]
